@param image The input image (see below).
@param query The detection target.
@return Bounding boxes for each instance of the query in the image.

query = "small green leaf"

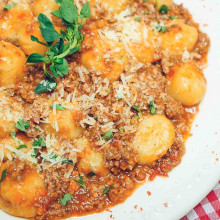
[51,9,63,19]
[55,58,69,77]
[62,160,73,165]
[33,138,46,147]
[102,185,113,195]
[0,169,7,183]
[15,119,30,132]
[87,171,96,177]
[11,132,16,138]
[34,77,57,94]
[4,3,16,10]
[102,131,113,141]
[26,53,45,64]
[170,15,177,20]
[149,101,156,115]
[31,35,48,46]
[135,16,140,22]
[159,5,170,14]
[60,0,78,23]
[32,148,38,158]
[80,2,91,19]
[60,193,73,206]
[155,25,167,33]
[119,128,124,134]
[73,173,86,190]
[38,14,62,42]
[50,103,67,110]
[132,105,142,119]
[55,0,63,6]
[17,144,27,150]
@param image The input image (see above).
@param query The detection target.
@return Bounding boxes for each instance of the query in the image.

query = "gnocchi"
[133,115,175,165]
[0,42,26,87]
[0,161,47,218]
[43,106,84,140]
[18,21,47,55]
[160,20,198,56]
[81,28,128,81]
[166,63,207,106]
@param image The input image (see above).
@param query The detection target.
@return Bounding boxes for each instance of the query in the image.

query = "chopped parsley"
[11,132,16,138]
[17,144,27,150]
[132,105,142,119]
[60,193,73,206]
[73,173,86,190]
[135,16,140,22]
[3,3,17,11]
[159,5,170,14]
[102,185,113,195]
[50,103,67,110]
[26,0,91,94]
[0,169,7,183]
[87,171,96,177]
[155,25,167,33]
[62,160,74,165]
[170,15,177,20]
[119,128,124,134]
[15,119,30,132]
[33,138,46,147]
[102,131,113,141]
[149,101,156,115]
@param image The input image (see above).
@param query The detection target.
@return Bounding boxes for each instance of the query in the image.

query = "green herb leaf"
[149,101,156,115]
[31,35,48,46]
[11,132,16,138]
[155,25,167,33]
[102,131,113,141]
[0,169,7,183]
[159,5,170,14]
[132,105,142,119]
[33,138,46,147]
[4,3,16,10]
[87,171,96,177]
[73,173,86,190]
[144,10,149,15]
[34,77,57,94]
[54,58,69,77]
[102,185,113,195]
[38,13,62,42]
[170,15,177,20]
[32,148,38,158]
[17,144,27,150]
[62,160,73,165]
[119,128,124,134]
[15,119,30,132]
[51,9,63,19]
[60,0,78,23]
[60,193,73,206]
[26,53,45,64]
[80,2,91,19]
[135,16,140,22]
[50,103,67,110]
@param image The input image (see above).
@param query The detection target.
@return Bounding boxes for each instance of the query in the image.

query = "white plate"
[1,0,220,219]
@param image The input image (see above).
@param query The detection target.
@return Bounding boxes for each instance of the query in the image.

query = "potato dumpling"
[43,107,84,140]
[77,143,109,177]
[133,115,175,165]
[32,0,59,24]
[0,42,26,87]
[160,20,198,56]
[0,5,33,43]
[122,20,159,63]
[0,161,47,218]
[18,21,47,55]
[81,28,128,81]
[166,63,207,106]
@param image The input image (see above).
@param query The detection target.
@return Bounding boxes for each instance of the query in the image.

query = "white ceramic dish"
[1,0,220,219]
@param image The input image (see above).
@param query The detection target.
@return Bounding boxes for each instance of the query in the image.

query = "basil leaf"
[15,119,30,132]
[38,14,62,42]
[51,9,63,19]
[55,58,69,77]
[34,77,57,94]
[0,169,7,183]
[80,2,91,19]
[26,53,45,64]
[50,103,67,110]
[17,144,27,150]
[60,193,73,206]
[4,3,16,10]
[60,0,78,23]
[31,35,48,46]
[102,131,113,141]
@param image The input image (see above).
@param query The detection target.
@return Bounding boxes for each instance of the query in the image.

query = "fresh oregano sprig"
[26,0,91,94]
